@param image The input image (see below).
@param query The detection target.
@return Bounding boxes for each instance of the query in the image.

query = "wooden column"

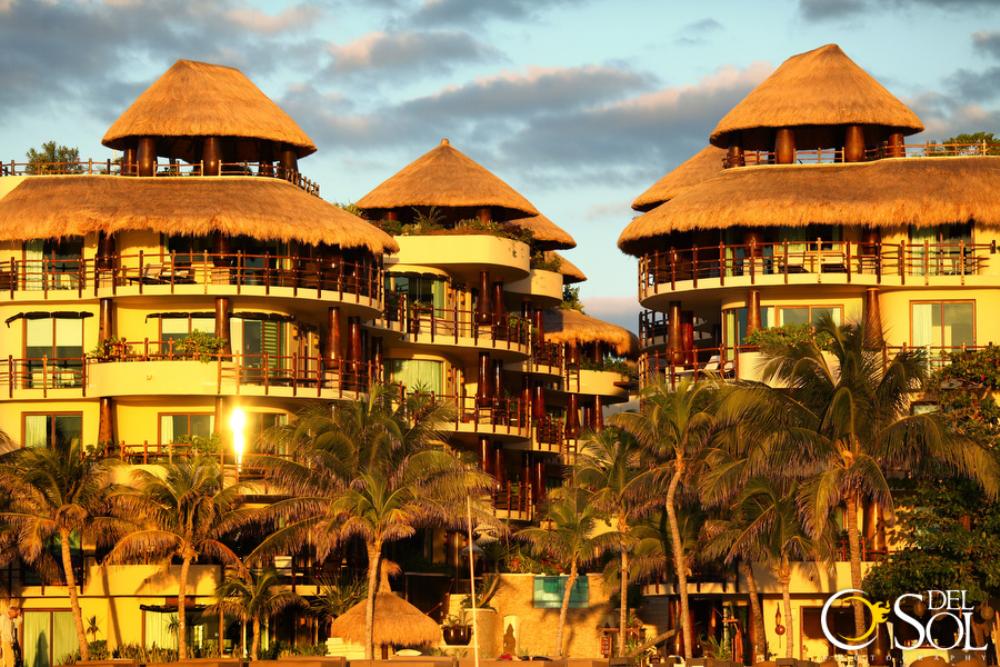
[668,301,683,365]
[477,352,491,404]
[566,393,580,438]
[98,397,115,449]
[533,382,545,421]
[844,124,865,162]
[97,231,116,271]
[122,146,136,176]
[775,128,796,164]
[259,141,274,176]
[593,395,604,431]
[533,458,545,504]
[325,307,341,365]
[726,140,745,168]
[492,359,504,400]
[492,281,505,326]
[533,308,544,345]
[568,341,579,367]
[280,146,298,177]
[214,396,225,436]
[887,132,905,158]
[477,207,491,224]
[349,317,362,373]
[136,137,156,177]
[745,290,762,337]
[215,297,231,354]
[681,310,694,365]
[478,271,491,325]
[592,341,602,364]
[521,375,532,426]
[494,446,505,486]
[479,437,492,475]
[99,298,113,341]
[203,136,222,176]
[863,288,883,350]
[372,336,383,382]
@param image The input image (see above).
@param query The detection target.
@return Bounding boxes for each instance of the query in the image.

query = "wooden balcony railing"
[0,159,320,195]
[494,479,533,519]
[639,240,996,297]
[399,389,528,436]
[533,414,578,458]
[0,252,384,303]
[407,306,531,349]
[2,356,87,397]
[722,141,1000,168]
[531,340,564,369]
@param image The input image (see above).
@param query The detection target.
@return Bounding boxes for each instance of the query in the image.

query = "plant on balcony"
[743,323,831,354]
[529,251,562,272]
[90,336,132,362]
[174,330,228,362]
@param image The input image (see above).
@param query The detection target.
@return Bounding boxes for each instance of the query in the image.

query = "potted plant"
[442,614,472,645]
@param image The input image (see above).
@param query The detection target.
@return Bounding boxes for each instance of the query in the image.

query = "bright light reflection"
[229,406,246,471]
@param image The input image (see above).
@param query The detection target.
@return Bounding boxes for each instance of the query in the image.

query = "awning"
[5,311,93,326]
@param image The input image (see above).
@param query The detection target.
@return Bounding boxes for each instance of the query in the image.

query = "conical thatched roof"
[618,156,1000,254]
[103,60,316,157]
[552,252,586,283]
[356,139,539,220]
[632,146,726,212]
[543,308,638,357]
[508,213,576,250]
[0,176,397,253]
[329,591,441,648]
[710,44,923,149]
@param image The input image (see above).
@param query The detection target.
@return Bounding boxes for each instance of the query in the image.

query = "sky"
[0,0,998,330]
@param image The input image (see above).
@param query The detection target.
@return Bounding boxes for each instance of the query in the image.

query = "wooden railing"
[2,356,87,397]
[400,389,528,436]
[0,252,384,303]
[533,414,578,458]
[494,479,533,519]
[0,159,320,195]
[722,141,1000,168]
[639,240,996,296]
[531,340,564,369]
[407,306,531,349]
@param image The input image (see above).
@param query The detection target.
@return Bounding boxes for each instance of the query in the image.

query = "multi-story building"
[0,59,634,657]
[619,43,999,661]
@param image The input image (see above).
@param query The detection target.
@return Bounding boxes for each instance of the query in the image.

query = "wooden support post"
[844,124,865,162]
[372,336,383,382]
[745,289,762,337]
[726,139,745,168]
[215,297,231,355]
[279,145,298,178]
[566,393,579,438]
[203,137,222,176]
[477,352,491,405]
[593,395,603,431]
[325,307,341,365]
[349,317,362,374]
[214,396,225,436]
[136,137,156,177]
[533,382,545,422]
[99,298,113,341]
[98,397,115,450]
[775,128,796,164]
[492,281,505,326]
[478,207,491,224]
[479,437,492,475]
[492,359,504,402]
[259,141,274,177]
[122,146,136,176]
[863,288,883,349]
[533,308,544,346]
[887,132,905,158]
[478,271,491,325]
[668,301,683,365]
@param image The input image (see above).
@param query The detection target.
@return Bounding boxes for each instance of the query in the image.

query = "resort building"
[620,43,1000,661]
[0,59,635,658]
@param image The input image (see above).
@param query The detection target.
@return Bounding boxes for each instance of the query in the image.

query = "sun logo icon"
[821,589,890,651]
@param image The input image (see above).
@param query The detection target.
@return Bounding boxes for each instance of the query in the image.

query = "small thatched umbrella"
[710,43,923,150]
[631,145,727,212]
[329,581,441,657]
[507,213,576,250]
[356,138,539,221]
[543,307,638,358]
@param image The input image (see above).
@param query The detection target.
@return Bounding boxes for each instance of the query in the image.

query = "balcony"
[400,390,529,441]
[405,306,531,358]
[504,268,564,306]
[1,159,320,196]
[389,235,530,282]
[532,415,578,461]
[638,240,996,302]
[0,253,384,311]
[721,141,1000,168]
[493,479,534,522]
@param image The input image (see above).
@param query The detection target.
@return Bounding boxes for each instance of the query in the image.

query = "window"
[242,320,285,366]
[909,224,973,276]
[24,237,83,290]
[911,301,975,352]
[533,576,589,609]
[159,315,214,355]
[387,359,443,394]
[776,305,843,327]
[159,413,214,444]
[23,413,82,449]
[23,610,75,667]
[24,316,85,387]
[387,274,446,310]
[723,306,773,347]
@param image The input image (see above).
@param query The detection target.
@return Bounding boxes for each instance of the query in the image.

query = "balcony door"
[911,301,975,358]
[24,317,84,387]
[242,319,286,379]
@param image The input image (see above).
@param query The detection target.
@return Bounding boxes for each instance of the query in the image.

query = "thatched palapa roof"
[544,308,638,357]
[0,177,398,253]
[632,145,726,212]
[356,139,539,220]
[551,252,586,283]
[710,44,923,149]
[103,60,316,158]
[508,213,576,250]
[329,592,441,648]
[618,157,1000,254]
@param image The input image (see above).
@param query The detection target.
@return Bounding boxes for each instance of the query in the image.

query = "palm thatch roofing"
[329,592,441,647]
[618,156,1000,255]
[551,252,586,284]
[356,139,539,220]
[632,145,727,212]
[103,60,316,157]
[543,308,638,357]
[710,44,923,149]
[508,213,576,250]
[0,176,398,253]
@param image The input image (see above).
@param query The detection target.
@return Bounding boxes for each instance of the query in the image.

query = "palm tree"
[758,315,1000,643]
[613,379,718,659]
[106,457,248,660]
[253,386,495,659]
[209,568,304,660]
[0,442,128,661]
[518,484,616,658]
[574,427,653,656]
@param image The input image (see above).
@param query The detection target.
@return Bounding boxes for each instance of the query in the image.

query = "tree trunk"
[59,528,90,661]
[780,559,793,660]
[739,560,766,662]
[619,548,629,657]
[251,616,261,661]
[665,462,693,659]
[364,539,383,660]
[555,559,578,657]
[177,554,192,660]
[845,494,869,667]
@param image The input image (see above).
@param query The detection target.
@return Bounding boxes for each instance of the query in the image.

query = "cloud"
[973,31,1000,60]
[323,30,502,81]
[798,0,867,20]
[947,67,1000,103]
[675,17,723,45]
[407,0,588,26]
[224,3,322,34]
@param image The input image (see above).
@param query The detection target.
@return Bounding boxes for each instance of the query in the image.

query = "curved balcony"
[532,415,578,462]
[400,391,529,441]
[494,479,535,522]
[389,235,530,282]
[638,240,997,305]
[404,306,531,359]
[504,268,563,306]
[0,158,320,196]
[507,340,564,378]
[0,253,384,314]
[722,141,1000,169]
